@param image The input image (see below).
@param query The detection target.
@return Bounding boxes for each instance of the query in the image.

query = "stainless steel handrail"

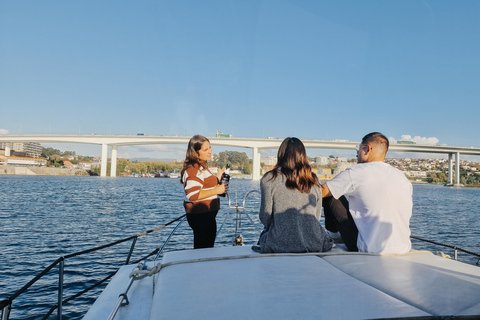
[0,214,186,320]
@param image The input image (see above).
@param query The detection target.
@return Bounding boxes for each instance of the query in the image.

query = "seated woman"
[257,137,333,253]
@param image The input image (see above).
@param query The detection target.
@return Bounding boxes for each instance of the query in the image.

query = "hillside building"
[261,156,277,166]
[0,142,42,158]
[315,155,329,165]
[0,155,47,166]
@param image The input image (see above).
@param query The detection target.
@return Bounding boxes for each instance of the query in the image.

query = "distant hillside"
[128,157,178,163]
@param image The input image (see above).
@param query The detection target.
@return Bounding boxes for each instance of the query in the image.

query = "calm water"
[1,176,479,319]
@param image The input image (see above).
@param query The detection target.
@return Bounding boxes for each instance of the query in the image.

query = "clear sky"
[1,1,479,160]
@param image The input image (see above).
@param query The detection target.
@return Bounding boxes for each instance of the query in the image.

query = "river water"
[1,176,479,319]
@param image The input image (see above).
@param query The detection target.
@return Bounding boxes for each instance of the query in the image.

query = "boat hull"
[84,246,480,319]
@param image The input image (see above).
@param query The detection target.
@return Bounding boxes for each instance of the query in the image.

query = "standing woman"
[181,135,228,249]
[258,137,333,253]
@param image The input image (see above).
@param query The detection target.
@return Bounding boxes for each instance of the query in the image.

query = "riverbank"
[2,165,479,188]
[0,165,89,176]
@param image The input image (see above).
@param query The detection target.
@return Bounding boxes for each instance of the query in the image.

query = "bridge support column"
[101,144,108,177]
[5,144,11,157]
[448,153,453,185]
[455,152,461,186]
[252,147,261,181]
[110,145,117,177]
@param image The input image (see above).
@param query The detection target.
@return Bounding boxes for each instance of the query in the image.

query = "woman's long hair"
[180,135,210,182]
[268,137,320,193]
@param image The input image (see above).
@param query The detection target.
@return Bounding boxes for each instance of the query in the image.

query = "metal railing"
[411,235,480,264]
[216,189,262,246]
[0,214,186,320]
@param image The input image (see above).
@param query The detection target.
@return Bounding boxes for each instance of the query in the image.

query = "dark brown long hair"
[268,137,320,193]
[180,135,210,182]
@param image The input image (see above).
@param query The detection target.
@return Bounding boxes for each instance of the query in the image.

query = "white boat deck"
[84,246,480,319]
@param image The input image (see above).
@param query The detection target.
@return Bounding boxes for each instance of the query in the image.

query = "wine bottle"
[219,164,230,197]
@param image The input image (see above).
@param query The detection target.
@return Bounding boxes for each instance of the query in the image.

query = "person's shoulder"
[261,169,277,180]
[187,163,199,169]
[380,162,410,178]
[261,170,284,185]
[346,162,382,175]
[185,163,201,174]
[382,162,402,172]
[389,164,410,179]
[260,172,272,185]
[334,164,357,175]
[363,161,384,166]
[310,183,323,196]
[360,161,387,170]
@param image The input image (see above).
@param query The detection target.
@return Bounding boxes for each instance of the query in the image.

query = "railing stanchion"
[1,300,11,320]
[454,247,458,260]
[126,238,138,264]
[154,217,187,262]
[57,258,64,320]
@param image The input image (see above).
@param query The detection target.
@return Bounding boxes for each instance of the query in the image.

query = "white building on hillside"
[1,142,42,158]
[79,162,92,170]
[0,155,47,166]
[261,156,277,166]
[316,155,329,165]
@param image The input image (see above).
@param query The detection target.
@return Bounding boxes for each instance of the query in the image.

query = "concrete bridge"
[2,134,480,184]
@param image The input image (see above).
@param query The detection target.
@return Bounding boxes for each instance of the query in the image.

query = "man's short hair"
[362,132,389,152]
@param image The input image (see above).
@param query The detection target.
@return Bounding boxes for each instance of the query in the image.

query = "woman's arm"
[197,184,227,200]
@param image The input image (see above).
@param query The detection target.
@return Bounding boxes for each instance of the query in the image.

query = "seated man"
[321,132,413,254]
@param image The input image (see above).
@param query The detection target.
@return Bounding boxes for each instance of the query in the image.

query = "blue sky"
[1,1,479,160]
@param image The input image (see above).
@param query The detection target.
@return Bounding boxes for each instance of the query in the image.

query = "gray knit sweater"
[258,171,333,253]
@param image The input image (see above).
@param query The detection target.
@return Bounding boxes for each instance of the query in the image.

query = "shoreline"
[0,165,89,176]
[2,165,480,188]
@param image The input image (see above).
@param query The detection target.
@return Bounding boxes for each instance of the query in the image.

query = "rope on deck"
[128,249,435,279]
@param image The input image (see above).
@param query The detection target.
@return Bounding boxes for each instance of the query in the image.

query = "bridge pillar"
[252,147,261,181]
[455,152,461,186]
[448,153,453,185]
[101,144,108,177]
[111,145,117,177]
[5,144,11,157]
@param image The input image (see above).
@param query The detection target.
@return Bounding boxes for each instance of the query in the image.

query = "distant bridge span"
[2,134,480,183]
